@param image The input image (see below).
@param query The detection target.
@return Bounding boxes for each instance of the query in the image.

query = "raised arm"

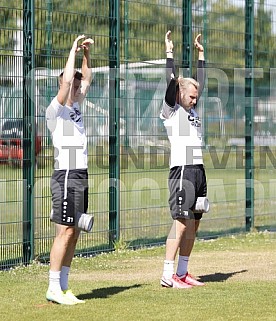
[57,35,86,106]
[194,34,204,62]
[193,34,205,100]
[165,30,177,108]
[78,38,94,105]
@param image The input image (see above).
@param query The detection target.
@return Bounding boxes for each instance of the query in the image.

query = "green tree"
[1,0,276,72]
[0,0,22,56]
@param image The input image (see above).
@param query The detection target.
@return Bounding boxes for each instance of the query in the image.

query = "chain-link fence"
[1,0,276,269]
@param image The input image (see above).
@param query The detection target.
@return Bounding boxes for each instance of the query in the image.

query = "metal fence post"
[46,0,52,104]
[123,0,130,149]
[23,0,35,264]
[182,0,192,77]
[245,0,255,231]
[109,0,120,247]
[202,0,209,146]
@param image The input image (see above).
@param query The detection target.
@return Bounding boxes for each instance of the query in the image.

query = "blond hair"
[178,76,199,92]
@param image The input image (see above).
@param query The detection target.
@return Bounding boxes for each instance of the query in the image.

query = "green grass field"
[1,146,276,266]
[0,231,275,321]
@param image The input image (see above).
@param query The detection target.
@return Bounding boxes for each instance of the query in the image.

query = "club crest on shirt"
[69,107,82,123]
[188,109,201,127]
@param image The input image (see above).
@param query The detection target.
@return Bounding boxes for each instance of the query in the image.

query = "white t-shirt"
[160,101,203,168]
[46,97,87,170]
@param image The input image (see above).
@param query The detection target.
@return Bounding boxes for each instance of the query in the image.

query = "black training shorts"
[50,169,88,226]
[168,164,207,220]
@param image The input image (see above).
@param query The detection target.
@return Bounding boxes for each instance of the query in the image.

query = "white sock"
[176,255,189,277]
[48,270,62,292]
[60,266,70,291]
[163,260,174,279]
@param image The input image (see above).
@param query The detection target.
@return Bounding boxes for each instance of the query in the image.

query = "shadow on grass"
[78,284,142,300]
[198,269,248,283]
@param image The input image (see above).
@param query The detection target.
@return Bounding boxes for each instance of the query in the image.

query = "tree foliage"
[0,0,275,72]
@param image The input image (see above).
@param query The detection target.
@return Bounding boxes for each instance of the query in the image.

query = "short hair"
[178,76,199,92]
[74,71,83,81]
[58,70,83,82]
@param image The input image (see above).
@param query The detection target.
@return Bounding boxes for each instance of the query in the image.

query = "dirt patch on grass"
[72,249,276,283]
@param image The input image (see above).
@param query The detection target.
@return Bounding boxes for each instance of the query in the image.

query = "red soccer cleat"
[161,274,193,289]
[178,272,205,286]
